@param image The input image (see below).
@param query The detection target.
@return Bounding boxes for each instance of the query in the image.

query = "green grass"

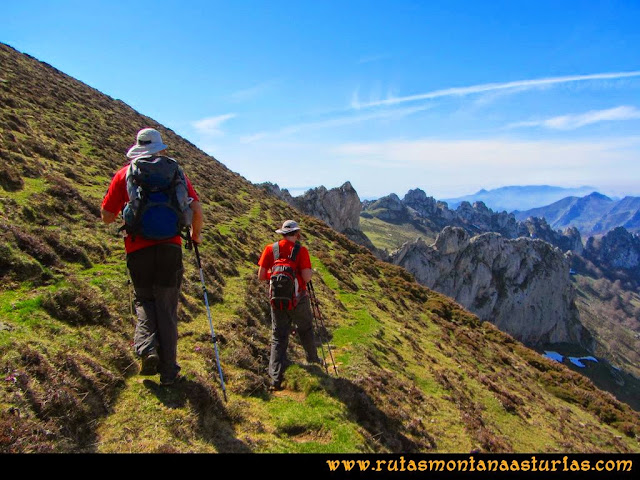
[0,291,43,324]
[264,376,363,453]
[4,177,47,205]
[360,216,434,251]
[333,309,378,346]
[309,254,339,291]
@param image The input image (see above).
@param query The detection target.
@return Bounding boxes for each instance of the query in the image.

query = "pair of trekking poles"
[307,280,339,377]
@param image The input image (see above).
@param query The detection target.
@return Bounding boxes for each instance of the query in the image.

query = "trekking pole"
[192,240,228,402]
[309,293,329,375]
[308,281,339,376]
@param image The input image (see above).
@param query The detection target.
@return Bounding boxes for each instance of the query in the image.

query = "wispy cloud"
[240,104,431,143]
[192,113,236,136]
[508,106,640,130]
[230,80,278,102]
[353,71,640,109]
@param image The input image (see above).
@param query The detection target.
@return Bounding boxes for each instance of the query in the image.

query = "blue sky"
[3,1,640,199]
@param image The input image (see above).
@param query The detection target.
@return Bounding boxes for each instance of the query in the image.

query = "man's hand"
[101,208,117,224]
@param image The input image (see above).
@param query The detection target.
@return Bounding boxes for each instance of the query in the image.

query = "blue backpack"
[121,155,193,240]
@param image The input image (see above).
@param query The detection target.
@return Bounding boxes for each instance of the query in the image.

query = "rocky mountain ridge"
[364,188,583,254]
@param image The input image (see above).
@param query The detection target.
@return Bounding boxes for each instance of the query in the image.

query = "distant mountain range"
[441,185,601,212]
[514,192,640,236]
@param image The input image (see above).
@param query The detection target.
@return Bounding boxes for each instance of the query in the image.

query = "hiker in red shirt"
[258,220,322,390]
[101,128,203,386]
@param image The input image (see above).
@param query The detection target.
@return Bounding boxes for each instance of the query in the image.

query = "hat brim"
[126,142,168,159]
[275,228,300,234]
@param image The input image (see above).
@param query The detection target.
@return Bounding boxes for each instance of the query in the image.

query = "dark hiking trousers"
[269,294,318,387]
[127,243,183,380]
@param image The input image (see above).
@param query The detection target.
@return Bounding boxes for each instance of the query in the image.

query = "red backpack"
[269,241,301,310]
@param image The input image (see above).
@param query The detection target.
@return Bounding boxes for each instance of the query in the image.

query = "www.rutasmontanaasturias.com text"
[325,455,633,473]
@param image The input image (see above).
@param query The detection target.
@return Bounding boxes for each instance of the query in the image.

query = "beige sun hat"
[126,128,168,158]
[275,220,301,235]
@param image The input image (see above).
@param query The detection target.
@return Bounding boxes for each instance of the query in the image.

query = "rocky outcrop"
[258,180,378,251]
[522,218,584,254]
[257,182,294,204]
[363,193,408,222]
[584,227,640,272]
[391,227,592,348]
[258,181,362,233]
[403,188,454,221]
[455,201,527,238]
[292,182,361,232]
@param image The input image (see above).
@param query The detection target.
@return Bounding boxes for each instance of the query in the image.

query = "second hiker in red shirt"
[258,220,323,390]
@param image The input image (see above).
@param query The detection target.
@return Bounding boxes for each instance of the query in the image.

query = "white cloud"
[508,106,640,130]
[328,137,640,197]
[353,71,640,110]
[239,104,432,144]
[192,113,236,137]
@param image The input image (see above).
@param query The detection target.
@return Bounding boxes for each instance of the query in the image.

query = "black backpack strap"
[272,242,280,261]
[289,241,301,262]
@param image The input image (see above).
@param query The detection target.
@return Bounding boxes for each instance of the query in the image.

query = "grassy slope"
[360,215,436,252]
[0,43,639,453]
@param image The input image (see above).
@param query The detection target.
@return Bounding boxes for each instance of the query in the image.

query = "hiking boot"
[140,350,159,376]
[306,355,325,367]
[160,373,184,386]
[269,380,283,392]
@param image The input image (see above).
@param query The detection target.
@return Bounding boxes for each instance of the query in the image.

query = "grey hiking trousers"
[127,243,183,380]
[269,294,319,386]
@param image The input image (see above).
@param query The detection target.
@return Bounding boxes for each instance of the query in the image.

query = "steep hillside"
[1,43,639,453]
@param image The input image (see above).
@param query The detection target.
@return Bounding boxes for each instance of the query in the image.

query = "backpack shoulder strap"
[272,242,280,261]
[289,241,301,262]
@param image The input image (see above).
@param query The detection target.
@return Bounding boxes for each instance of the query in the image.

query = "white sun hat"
[275,220,301,234]
[126,128,168,158]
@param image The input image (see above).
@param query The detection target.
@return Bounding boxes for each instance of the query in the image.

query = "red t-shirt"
[101,162,200,254]
[258,239,312,292]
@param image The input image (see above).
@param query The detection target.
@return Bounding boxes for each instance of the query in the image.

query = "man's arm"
[258,266,270,281]
[189,200,203,244]
[300,268,313,283]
